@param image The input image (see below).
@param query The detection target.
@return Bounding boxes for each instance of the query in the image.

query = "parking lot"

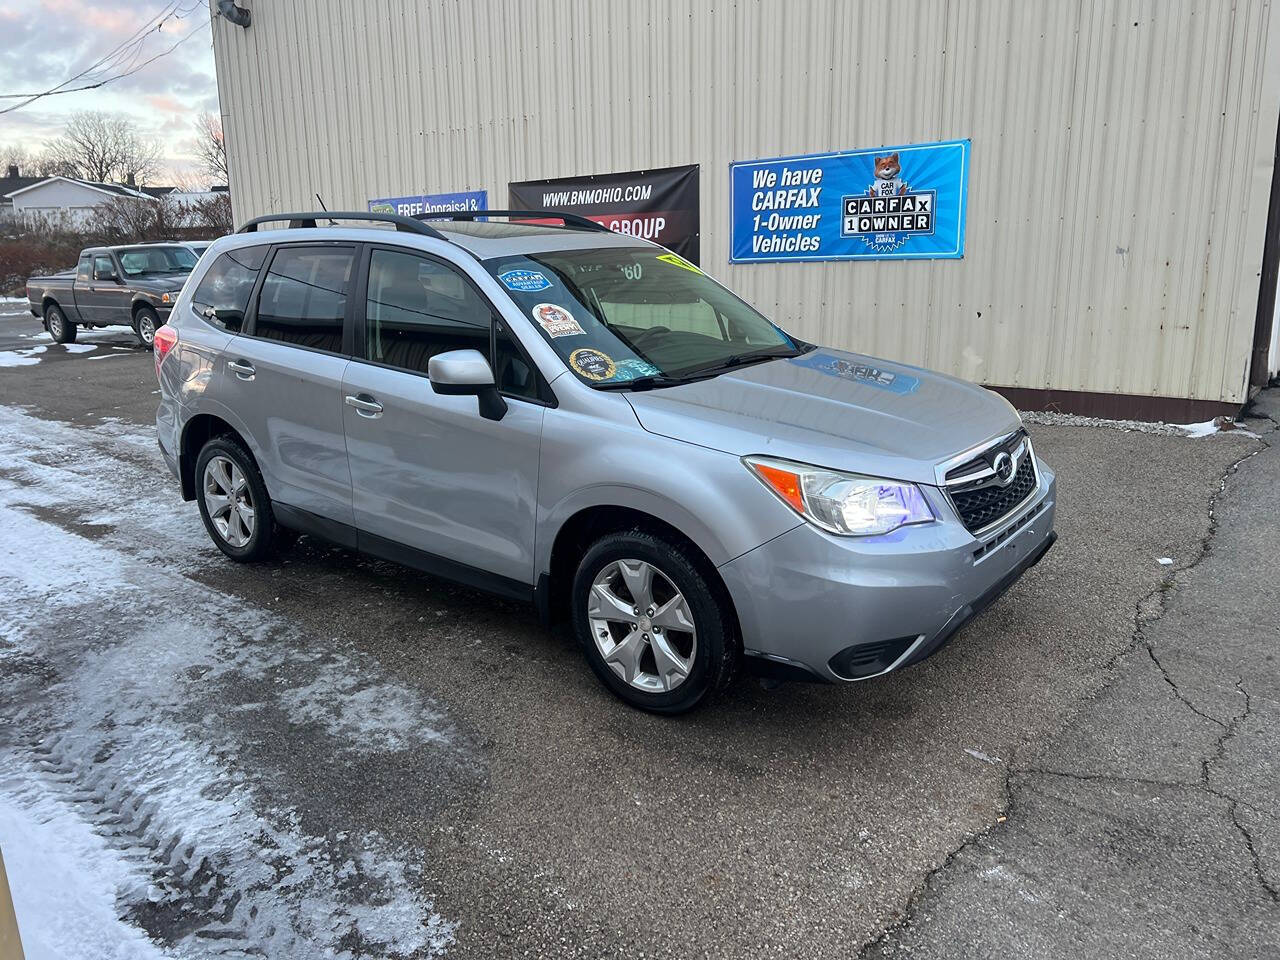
[0,301,1276,959]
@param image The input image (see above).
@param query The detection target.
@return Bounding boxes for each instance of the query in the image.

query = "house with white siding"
[2,176,156,227]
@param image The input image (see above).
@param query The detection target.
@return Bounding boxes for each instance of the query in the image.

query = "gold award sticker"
[531,302,585,338]
[569,347,617,381]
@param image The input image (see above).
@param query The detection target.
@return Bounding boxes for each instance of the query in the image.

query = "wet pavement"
[0,310,1275,958]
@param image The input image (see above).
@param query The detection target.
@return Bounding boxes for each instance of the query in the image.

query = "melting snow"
[0,345,45,368]
[0,406,459,958]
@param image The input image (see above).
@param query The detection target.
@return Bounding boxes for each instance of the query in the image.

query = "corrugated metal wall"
[212,0,1280,406]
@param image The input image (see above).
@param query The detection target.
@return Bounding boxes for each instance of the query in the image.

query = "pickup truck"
[26,243,199,348]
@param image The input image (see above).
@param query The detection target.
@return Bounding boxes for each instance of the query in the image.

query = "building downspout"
[1251,99,1280,390]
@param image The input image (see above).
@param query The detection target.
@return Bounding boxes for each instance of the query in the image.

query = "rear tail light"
[154,324,178,380]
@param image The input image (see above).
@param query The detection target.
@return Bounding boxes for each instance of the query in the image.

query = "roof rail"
[412,209,612,233]
[236,211,447,239]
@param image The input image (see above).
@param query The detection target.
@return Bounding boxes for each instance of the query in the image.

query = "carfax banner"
[368,189,488,218]
[729,139,969,263]
[508,164,700,264]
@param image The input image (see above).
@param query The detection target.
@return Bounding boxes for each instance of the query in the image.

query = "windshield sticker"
[655,252,702,274]
[610,358,662,381]
[499,269,552,292]
[531,302,585,338]
[789,352,920,395]
[569,347,617,381]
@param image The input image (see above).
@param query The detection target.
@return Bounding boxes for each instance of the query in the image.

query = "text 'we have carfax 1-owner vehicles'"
[154,210,1056,713]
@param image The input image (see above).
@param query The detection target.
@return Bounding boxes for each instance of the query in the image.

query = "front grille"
[949,450,1037,533]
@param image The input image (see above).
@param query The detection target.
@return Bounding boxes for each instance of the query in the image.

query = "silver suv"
[156,211,1057,713]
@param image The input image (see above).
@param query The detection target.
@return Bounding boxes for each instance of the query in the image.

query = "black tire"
[571,529,738,714]
[45,303,76,344]
[194,435,280,562]
[133,306,159,349]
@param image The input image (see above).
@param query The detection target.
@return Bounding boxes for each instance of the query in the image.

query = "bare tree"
[30,149,79,178]
[0,144,30,175]
[43,111,163,185]
[191,112,228,185]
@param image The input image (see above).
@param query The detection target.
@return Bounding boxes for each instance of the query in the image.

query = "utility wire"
[0,2,207,114]
[0,1,182,99]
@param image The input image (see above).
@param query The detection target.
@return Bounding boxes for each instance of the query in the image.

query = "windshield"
[116,246,198,276]
[484,247,801,387]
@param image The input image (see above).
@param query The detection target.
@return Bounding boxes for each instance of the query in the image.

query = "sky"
[0,1,218,185]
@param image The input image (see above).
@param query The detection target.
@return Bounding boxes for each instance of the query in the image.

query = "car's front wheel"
[195,436,280,562]
[571,529,738,713]
[133,307,159,349]
[45,303,75,344]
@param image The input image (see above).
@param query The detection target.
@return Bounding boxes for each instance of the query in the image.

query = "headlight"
[744,456,934,536]
[160,291,175,303]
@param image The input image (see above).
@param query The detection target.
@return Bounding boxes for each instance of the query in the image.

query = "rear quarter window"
[190,246,269,332]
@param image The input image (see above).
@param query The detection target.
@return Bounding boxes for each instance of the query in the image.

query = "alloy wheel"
[203,455,255,547]
[138,314,156,344]
[587,559,698,693]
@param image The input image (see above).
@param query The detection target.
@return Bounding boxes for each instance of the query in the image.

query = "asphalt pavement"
[0,305,1275,958]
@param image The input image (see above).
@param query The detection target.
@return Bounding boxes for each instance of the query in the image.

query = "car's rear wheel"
[133,307,159,349]
[195,436,279,562]
[45,304,75,344]
[571,529,738,714]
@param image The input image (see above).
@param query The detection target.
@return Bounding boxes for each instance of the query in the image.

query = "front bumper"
[720,460,1057,683]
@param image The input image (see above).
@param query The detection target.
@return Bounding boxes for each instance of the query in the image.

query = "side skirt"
[273,503,534,603]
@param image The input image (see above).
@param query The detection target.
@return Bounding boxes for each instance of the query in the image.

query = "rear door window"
[253,246,355,354]
[76,254,91,282]
[190,246,268,332]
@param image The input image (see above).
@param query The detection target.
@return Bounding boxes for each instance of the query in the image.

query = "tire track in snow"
[0,406,474,958]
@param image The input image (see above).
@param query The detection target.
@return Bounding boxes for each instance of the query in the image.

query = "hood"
[623,349,1021,485]
[132,275,189,292]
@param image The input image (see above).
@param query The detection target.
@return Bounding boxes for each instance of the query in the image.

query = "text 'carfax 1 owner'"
[729,139,970,263]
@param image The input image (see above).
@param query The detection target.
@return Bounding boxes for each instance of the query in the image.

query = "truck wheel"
[571,529,739,714]
[133,307,159,349]
[45,304,76,344]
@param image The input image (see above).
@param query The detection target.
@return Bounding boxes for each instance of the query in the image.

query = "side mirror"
[428,349,507,421]
[94,266,118,282]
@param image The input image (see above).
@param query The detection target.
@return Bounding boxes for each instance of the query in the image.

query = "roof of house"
[3,176,159,202]
[0,175,47,202]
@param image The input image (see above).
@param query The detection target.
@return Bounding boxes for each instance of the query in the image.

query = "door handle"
[345,394,383,418]
[227,359,255,380]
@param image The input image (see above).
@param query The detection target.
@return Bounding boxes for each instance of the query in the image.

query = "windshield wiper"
[675,345,802,379]
[593,375,689,392]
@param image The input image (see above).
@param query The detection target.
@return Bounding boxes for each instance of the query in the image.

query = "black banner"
[508,164,700,264]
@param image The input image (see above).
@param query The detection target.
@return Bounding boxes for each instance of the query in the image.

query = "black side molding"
[273,503,534,603]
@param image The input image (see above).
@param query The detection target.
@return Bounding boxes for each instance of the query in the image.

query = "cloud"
[0,1,217,181]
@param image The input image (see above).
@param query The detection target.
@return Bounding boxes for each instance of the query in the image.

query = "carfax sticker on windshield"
[789,352,920,394]
[610,358,661,380]
[569,347,617,381]
[531,302,585,338]
[499,269,552,292]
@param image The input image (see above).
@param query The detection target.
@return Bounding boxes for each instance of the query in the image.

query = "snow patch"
[1021,410,1257,438]
[0,789,171,960]
[1157,557,1174,566]
[0,407,461,958]
[60,342,98,354]
[0,345,45,368]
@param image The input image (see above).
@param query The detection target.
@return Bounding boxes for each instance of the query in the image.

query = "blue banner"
[729,139,969,263]
[367,189,488,218]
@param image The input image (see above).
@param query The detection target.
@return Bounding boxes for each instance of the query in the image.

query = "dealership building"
[211,0,1280,420]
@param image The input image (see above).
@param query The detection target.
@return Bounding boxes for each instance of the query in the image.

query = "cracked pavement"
[865,392,1280,960]
[1,306,1277,958]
